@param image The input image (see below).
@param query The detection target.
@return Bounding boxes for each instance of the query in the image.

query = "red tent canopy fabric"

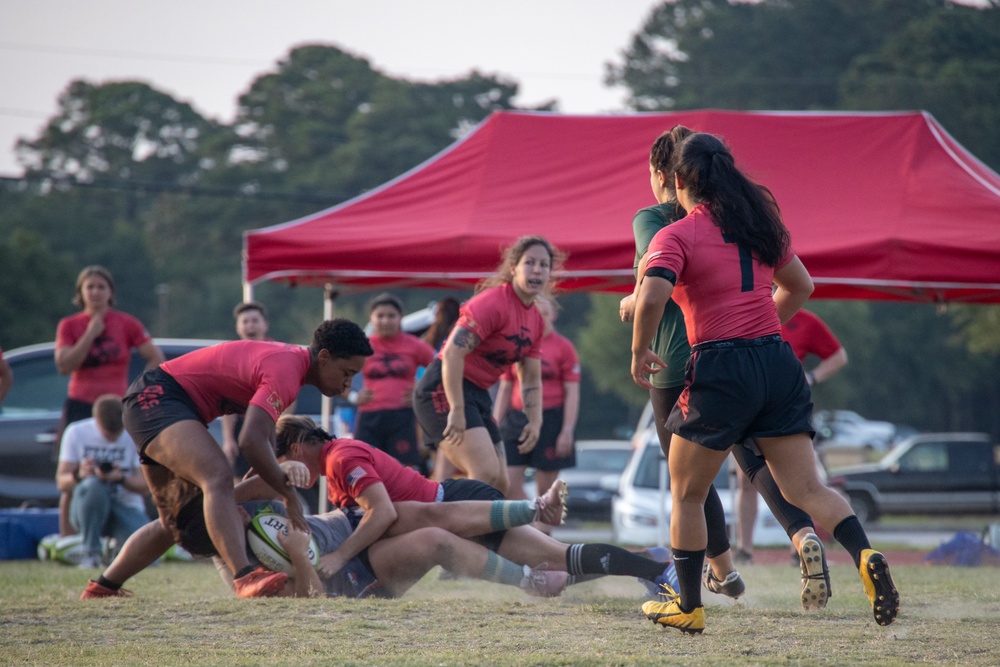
[244,110,1000,303]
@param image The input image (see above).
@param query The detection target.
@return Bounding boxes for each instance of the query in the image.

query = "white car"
[813,409,898,454]
[610,428,788,548]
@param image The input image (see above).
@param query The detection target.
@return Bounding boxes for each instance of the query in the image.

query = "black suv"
[0,339,329,508]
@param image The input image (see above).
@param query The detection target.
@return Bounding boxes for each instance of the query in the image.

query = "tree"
[0,228,76,347]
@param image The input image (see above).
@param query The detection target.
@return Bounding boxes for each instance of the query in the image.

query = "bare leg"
[430,448,458,482]
[100,520,175,586]
[506,465,529,500]
[755,434,855,531]
[735,468,758,556]
[144,421,252,576]
[438,426,508,494]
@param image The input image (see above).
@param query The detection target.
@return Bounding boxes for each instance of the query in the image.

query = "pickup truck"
[828,432,1000,523]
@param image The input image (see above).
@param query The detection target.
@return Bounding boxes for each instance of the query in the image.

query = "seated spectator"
[56,394,150,568]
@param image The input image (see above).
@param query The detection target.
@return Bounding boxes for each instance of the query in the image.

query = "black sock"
[704,484,731,558]
[96,575,121,591]
[565,544,666,581]
[671,548,705,612]
[235,565,255,580]
[833,516,871,568]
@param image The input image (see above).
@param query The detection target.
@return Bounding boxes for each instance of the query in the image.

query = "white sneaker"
[77,554,101,569]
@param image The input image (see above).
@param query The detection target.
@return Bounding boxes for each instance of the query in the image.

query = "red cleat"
[234,566,288,598]
[81,580,133,600]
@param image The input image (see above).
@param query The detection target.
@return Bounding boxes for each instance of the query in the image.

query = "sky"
[0,0,662,177]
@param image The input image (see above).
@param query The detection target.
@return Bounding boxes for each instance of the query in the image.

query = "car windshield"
[1,354,68,415]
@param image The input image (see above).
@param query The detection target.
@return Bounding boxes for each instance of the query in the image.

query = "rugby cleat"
[702,564,745,599]
[859,549,899,626]
[641,586,705,635]
[534,480,569,526]
[80,580,133,599]
[523,567,570,597]
[798,533,831,611]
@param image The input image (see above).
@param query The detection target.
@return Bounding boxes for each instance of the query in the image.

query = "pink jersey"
[321,438,438,508]
[781,310,841,362]
[56,309,153,403]
[359,333,435,412]
[501,331,580,410]
[160,340,309,424]
[644,204,794,346]
[443,282,543,389]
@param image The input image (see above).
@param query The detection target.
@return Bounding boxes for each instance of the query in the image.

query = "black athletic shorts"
[122,367,205,464]
[413,358,501,447]
[354,408,422,468]
[666,335,814,451]
[501,407,575,471]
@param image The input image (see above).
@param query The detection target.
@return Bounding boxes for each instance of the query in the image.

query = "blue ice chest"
[0,508,60,559]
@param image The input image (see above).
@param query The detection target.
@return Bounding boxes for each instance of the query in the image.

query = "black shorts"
[354,408,422,468]
[666,336,814,451]
[122,368,205,465]
[440,478,506,552]
[413,358,501,447]
[501,407,576,471]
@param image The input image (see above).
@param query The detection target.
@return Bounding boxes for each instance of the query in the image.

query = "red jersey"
[321,438,438,508]
[56,309,153,403]
[443,282,543,389]
[781,310,841,362]
[501,331,580,410]
[359,333,435,412]
[160,340,309,424]
[644,204,794,346]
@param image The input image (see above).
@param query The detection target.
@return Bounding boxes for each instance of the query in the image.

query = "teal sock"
[489,500,535,531]
[481,551,528,587]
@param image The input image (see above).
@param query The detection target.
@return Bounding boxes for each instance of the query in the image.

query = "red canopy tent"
[243,110,1000,303]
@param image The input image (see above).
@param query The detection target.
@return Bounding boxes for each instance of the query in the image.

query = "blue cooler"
[0,508,60,559]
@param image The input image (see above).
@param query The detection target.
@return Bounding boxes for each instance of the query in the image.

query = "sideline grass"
[2,557,997,666]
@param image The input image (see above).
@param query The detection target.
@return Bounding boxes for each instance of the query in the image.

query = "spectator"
[55,265,164,534]
[221,301,283,480]
[55,394,150,569]
[494,295,580,534]
[0,344,12,407]
[421,297,461,352]
[414,237,559,495]
[735,308,847,563]
[352,293,436,473]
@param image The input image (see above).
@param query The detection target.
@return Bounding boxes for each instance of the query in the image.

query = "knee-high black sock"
[671,548,705,612]
[704,484,731,559]
[565,544,666,581]
[833,516,871,568]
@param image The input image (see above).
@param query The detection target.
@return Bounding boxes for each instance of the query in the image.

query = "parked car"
[610,429,788,547]
[813,409,898,455]
[522,439,633,521]
[828,432,1000,524]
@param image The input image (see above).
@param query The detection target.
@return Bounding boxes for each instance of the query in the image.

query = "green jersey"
[632,202,690,389]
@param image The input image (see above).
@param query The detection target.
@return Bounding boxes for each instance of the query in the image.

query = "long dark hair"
[422,297,460,350]
[672,133,789,266]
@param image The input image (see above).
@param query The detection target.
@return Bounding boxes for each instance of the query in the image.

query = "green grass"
[2,556,998,666]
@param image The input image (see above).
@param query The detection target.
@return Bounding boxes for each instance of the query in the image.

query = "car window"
[576,448,632,473]
[1,353,67,415]
[898,442,947,472]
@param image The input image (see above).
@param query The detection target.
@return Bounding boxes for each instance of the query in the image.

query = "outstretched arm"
[316,482,396,579]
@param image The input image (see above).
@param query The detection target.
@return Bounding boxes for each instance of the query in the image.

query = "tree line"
[2,0,998,437]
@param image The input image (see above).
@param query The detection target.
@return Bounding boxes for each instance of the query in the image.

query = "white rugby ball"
[246,511,319,575]
[37,532,61,561]
[51,534,86,565]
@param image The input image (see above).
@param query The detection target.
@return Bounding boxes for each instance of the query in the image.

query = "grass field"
[2,550,998,667]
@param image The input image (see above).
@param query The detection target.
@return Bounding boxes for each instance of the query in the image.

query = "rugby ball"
[50,534,86,565]
[246,511,319,575]
[37,533,61,561]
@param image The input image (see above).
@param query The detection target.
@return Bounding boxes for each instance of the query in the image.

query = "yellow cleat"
[641,592,705,635]
[859,549,899,626]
